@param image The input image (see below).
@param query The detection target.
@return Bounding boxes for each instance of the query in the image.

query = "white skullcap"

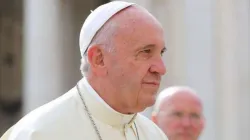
[79,1,135,57]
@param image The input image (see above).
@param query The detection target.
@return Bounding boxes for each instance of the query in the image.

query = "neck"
[87,76,134,114]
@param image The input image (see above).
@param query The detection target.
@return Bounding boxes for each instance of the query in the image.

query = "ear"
[151,112,158,124]
[201,115,206,130]
[87,45,107,76]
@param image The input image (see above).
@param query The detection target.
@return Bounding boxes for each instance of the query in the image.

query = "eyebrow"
[138,44,167,52]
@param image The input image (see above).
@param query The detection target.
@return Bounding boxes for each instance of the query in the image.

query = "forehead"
[111,6,165,51]
[162,92,203,112]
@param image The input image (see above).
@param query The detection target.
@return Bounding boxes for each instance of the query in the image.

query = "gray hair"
[80,17,118,77]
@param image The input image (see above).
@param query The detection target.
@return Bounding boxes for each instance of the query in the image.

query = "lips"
[142,81,160,86]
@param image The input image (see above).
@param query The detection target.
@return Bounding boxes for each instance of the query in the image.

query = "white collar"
[77,78,137,128]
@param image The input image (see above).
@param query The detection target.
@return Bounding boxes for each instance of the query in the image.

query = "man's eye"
[142,49,151,53]
[136,49,153,60]
[190,113,200,119]
[161,50,165,56]
[173,112,183,117]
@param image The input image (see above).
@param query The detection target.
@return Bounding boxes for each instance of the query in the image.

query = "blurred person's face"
[155,92,204,140]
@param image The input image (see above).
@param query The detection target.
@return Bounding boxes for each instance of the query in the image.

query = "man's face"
[104,8,166,113]
[157,93,204,140]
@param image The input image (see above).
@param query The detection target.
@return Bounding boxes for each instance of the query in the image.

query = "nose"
[181,117,191,127]
[149,57,166,75]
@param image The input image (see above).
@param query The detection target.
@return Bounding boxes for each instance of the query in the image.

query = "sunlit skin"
[152,90,205,140]
[86,6,167,114]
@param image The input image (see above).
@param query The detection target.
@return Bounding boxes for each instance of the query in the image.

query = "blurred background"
[0,0,249,139]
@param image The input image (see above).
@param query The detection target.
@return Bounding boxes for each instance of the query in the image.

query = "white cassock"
[1,1,168,140]
[1,78,167,140]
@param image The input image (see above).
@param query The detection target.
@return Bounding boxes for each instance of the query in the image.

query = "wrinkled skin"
[87,6,167,114]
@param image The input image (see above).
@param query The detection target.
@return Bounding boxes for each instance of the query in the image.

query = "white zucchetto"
[79,1,135,57]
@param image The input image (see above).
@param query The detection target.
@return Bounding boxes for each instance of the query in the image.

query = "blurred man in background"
[152,86,205,140]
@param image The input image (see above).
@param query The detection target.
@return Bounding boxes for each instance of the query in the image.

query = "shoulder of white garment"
[136,114,168,140]
[2,87,83,139]
[0,126,13,140]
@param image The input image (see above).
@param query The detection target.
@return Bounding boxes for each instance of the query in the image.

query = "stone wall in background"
[0,0,23,135]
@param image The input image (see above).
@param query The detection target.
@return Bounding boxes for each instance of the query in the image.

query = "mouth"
[142,81,160,86]
[178,133,192,138]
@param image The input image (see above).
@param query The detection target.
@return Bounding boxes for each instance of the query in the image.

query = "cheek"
[128,58,150,74]
[113,59,152,93]
[193,123,204,134]
[167,120,181,130]
[160,119,181,134]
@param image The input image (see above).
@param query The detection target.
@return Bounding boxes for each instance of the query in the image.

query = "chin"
[142,98,156,108]
[133,102,153,113]
[149,96,157,105]
[132,95,156,113]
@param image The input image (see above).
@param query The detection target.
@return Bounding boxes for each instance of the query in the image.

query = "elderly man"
[152,86,205,140]
[1,1,167,140]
